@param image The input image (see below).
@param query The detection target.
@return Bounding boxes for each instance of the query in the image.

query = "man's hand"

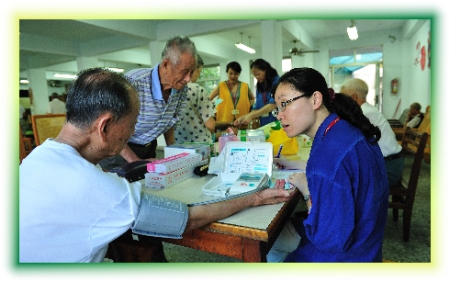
[252,185,294,206]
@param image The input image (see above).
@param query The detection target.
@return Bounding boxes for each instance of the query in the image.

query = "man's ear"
[161,58,170,70]
[97,113,114,142]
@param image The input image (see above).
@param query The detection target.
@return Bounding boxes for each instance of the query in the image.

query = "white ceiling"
[19,19,410,81]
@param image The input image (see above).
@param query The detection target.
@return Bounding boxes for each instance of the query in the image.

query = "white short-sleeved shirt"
[19,139,141,262]
[361,102,402,156]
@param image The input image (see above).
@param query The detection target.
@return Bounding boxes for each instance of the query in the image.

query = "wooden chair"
[31,114,66,146]
[394,106,431,162]
[19,126,33,163]
[388,108,409,128]
[388,128,429,242]
[106,229,167,262]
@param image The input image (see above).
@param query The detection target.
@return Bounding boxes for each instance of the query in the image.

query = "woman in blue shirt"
[268,67,389,262]
[234,59,279,127]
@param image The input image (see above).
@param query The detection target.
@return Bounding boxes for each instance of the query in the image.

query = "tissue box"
[164,143,211,162]
[145,164,196,189]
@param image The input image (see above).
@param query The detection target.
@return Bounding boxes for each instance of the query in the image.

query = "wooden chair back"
[388,108,409,128]
[388,128,429,242]
[31,114,66,146]
[416,105,430,133]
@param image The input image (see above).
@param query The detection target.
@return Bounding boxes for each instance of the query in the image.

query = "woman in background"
[267,67,389,262]
[234,58,279,127]
[209,61,254,131]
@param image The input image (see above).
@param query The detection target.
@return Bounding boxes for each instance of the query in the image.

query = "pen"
[276,145,283,158]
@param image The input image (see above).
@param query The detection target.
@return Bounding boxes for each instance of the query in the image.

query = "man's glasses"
[272,94,306,117]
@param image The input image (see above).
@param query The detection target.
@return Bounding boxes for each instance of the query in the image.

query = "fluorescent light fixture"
[235,42,255,54]
[106,67,124,73]
[235,32,255,54]
[54,73,77,79]
[347,20,358,40]
[20,79,29,84]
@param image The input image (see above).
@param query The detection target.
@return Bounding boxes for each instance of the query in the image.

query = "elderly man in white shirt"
[47,92,66,114]
[405,102,424,128]
[341,78,404,186]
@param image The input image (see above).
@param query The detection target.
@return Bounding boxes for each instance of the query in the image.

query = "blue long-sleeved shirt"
[285,113,389,262]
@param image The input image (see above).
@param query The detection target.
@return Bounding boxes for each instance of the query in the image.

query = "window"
[282,58,292,73]
[197,64,220,94]
[329,46,383,108]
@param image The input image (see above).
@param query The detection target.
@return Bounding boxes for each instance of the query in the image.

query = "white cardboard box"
[145,164,196,189]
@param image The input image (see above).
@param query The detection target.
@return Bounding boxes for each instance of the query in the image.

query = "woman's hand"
[288,172,309,196]
[234,114,254,127]
[273,155,307,170]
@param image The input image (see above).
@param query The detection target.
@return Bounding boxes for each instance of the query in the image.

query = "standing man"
[340,78,404,186]
[99,35,197,170]
[47,92,66,114]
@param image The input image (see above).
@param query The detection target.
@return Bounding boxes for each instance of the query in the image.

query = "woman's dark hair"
[275,67,381,143]
[226,61,242,74]
[250,59,279,93]
[65,67,136,129]
[197,54,204,68]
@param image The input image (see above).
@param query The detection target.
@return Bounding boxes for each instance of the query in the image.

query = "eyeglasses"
[272,94,306,117]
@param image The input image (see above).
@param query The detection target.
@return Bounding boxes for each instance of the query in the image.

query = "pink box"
[147,152,199,173]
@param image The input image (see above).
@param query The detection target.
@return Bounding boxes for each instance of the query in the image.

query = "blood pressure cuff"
[131,192,189,239]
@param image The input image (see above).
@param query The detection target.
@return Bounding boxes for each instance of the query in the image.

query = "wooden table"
[142,175,301,262]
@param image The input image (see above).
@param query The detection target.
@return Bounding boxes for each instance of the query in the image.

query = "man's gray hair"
[161,35,197,66]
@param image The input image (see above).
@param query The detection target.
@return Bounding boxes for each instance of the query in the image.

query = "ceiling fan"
[289,40,320,56]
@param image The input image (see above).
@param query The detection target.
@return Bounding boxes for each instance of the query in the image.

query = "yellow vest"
[215,81,251,123]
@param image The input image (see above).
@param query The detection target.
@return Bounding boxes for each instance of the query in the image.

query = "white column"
[76,56,99,72]
[260,21,283,75]
[238,58,251,88]
[27,68,49,115]
[149,40,160,67]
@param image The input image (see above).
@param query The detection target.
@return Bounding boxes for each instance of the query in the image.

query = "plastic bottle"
[246,129,266,142]
[238,129,247,141]
[218,132,239,153]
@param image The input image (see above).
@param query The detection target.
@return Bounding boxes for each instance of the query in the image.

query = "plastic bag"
[266,128,298,156]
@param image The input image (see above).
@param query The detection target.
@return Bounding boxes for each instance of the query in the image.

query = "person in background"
[234,58,279,128]
[20,104,27,135]
[405,102,424,128]
[47,92,66,114]
[19,67,293,263]
[99,35,197,171]
[174,54,215,143]
[208,61,254,132]
[267,67,389,262]
[340,78,404,187]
